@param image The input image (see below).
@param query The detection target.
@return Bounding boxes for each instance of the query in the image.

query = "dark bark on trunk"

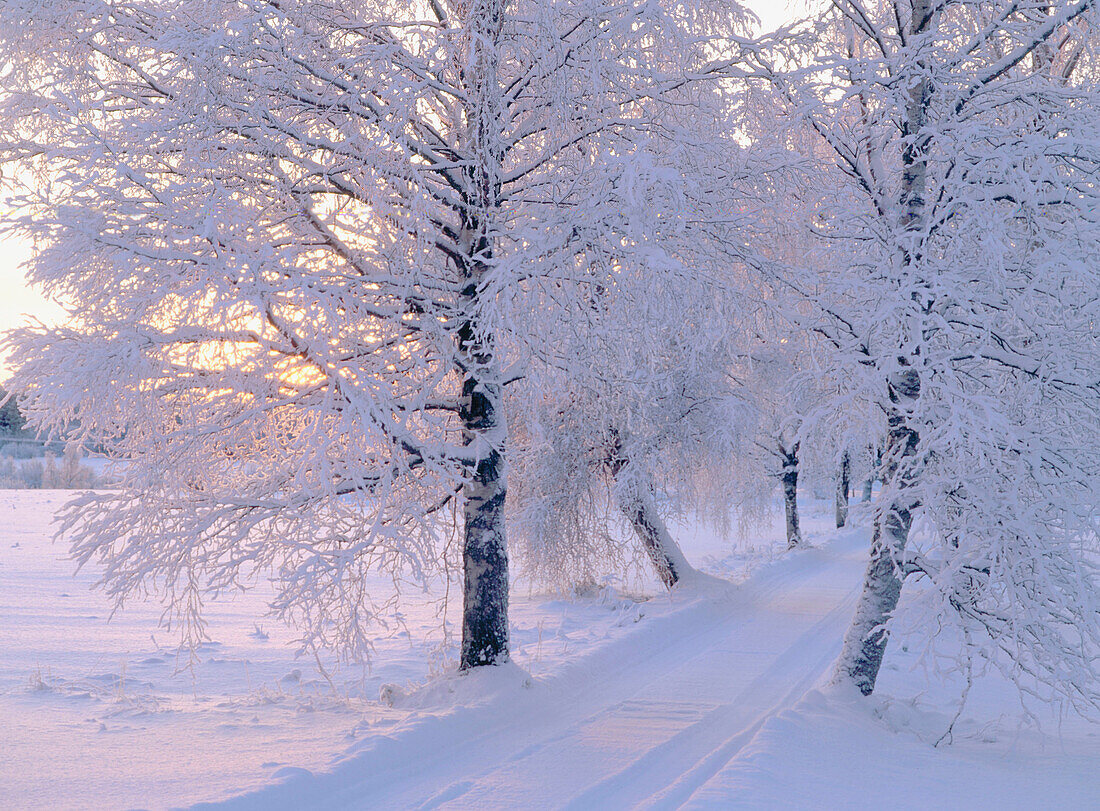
[456,255,510,668]
[456,243,509,669]
[835,451,850,528]
[456,0,510,670]
[459,376,510,669]
[617,490,685,590]
[780,441,801,549]
[607,433,694,589]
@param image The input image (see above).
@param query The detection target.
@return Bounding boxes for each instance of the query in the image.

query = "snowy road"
[11,496,1095,811]
[214,531,869,809]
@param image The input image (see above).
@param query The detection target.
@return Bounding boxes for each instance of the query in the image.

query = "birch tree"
[759,0,1100,705]
[0,0,750,668]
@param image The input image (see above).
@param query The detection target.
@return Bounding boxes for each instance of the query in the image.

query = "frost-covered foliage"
[757,0,1100,709]
[0,0,753,663]
[711,125,883,543]
[4,0,1098,715]
[506,127,766,589]
[507,275,750,588]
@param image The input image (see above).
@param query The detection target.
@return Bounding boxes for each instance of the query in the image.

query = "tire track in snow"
[405,584,765,809]
[211,569,756,810]
[637,584,860,810]
[419,533,867,809]
[210,530,868,810]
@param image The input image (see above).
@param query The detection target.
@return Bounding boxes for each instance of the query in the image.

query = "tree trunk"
[780,441,801,549]
[459,376,510,669]
[833,369,920,694]
[835,451,850,528]
[833,0,930,695]
[832,504,909,694]
[457,246,509,669]
[617,485,692,590]
[863,445,882,502]
[458,0,510,670]
[607,434,694,589]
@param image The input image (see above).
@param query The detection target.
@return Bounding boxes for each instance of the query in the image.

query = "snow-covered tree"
[758,0,1100,705]
[742,344,811,549]
[0,0,752,667]
[507,258,750,589]
[505,90,774,591]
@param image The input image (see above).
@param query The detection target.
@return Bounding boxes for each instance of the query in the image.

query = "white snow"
[3,492,1098,809]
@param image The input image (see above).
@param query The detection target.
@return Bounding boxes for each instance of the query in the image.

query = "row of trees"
[1,0,1098,709]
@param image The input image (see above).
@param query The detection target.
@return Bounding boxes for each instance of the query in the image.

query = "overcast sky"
[0,0,803,377]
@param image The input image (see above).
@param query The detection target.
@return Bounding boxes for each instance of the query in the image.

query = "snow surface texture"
[3,491,1098,809]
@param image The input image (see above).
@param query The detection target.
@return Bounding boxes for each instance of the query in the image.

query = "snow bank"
[687,685,1100,809]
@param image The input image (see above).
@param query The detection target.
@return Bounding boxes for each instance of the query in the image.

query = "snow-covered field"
[2,491,1098,810]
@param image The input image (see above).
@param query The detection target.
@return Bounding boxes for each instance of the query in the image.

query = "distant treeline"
[0,387,104,488]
